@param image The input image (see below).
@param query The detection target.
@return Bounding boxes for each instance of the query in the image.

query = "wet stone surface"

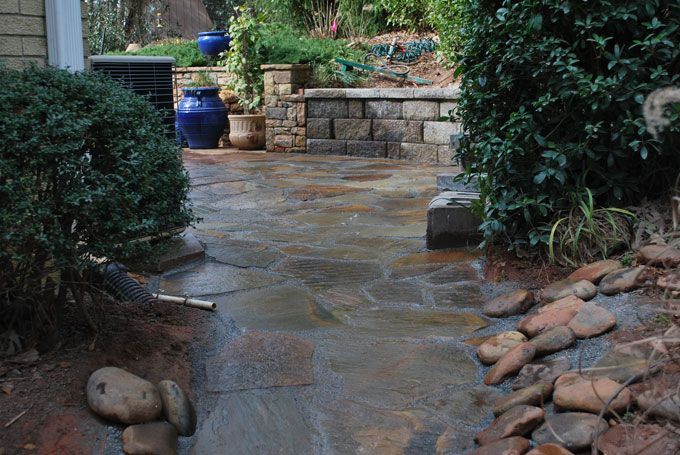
[167,152,635,454]
[206,331,315,392]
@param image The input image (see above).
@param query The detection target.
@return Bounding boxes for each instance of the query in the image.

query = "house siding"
[0,0,89,69]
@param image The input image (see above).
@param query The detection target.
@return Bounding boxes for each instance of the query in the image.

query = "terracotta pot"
[228,114,265,150]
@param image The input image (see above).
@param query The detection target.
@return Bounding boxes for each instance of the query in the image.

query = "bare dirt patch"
[0,296,206,453]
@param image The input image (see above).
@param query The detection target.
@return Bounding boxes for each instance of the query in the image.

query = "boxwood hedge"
[0,66,192,322]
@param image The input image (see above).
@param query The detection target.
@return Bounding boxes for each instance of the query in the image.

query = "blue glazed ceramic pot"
[197,31,231,57]
[176,87,228,149]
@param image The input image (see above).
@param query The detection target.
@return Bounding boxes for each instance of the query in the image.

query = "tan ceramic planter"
[228,114,265,150]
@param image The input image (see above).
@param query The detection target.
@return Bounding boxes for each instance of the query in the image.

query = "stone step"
[436,173,480,192]
[426,191,482,249]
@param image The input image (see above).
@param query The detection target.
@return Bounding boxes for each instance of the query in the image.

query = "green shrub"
[454,0,680,251]
[311,60,368,87]
[0,66,193,335]
[260,23,365,66]
[260,23,366,86]
[429,0,470,62]
[376,0,433,31]
[119,39,208,67]
[338,0,388,38]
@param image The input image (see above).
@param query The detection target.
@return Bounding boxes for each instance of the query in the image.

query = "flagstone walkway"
[163,150,501,454]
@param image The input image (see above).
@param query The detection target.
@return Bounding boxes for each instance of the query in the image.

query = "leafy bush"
[291,0,341,38]
[429,0,469,62]
[454,0,680,251]
[0,66,192,336]
[261,23,365,66]
[376,0,433,31]
[119,39,208,67]
[260,23,366,86]
[338,0,388,38]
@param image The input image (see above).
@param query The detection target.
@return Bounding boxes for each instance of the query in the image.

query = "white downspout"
[45,0,85,72]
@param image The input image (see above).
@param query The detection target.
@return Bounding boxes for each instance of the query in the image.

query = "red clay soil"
[483,247,569,287]
[0,297,208,454]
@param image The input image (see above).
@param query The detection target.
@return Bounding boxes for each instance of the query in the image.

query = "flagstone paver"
[168,151,493,454]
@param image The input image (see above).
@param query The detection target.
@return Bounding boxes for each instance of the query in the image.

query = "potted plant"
[223,6,265,150]
[176,71,228,149]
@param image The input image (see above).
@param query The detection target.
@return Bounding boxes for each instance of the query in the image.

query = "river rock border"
[470,252,680,454]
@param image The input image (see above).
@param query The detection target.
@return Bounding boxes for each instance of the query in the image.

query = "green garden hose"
[369,39,436,63]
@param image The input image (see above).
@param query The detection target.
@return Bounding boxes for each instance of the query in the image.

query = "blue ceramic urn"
[176,87,228,149]
[197,31,231,57]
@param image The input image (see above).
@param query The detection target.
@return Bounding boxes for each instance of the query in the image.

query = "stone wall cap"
[305,85,460,100]
[305,88,348,99]
[90,55,175,64]
[260,64,311,70]
[175,66,223,71]
[281,94,305,102]
[429,190,480,209]
[412,86,461,99]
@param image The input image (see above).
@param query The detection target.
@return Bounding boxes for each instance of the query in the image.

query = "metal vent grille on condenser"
[89,55,176,137]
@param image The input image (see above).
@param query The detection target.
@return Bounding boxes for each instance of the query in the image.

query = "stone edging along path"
[469,245,680,454]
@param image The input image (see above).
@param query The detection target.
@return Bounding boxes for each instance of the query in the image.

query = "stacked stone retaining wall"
[262,64,310,153]
[304,87,460,164]
[173,66,233,106]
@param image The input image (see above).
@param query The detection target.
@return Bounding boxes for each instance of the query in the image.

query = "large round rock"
[123,421,178,455]
[533,412,609,451]
[158,380,197,436]
[599,267,644,295]
[477,331,528,365]
[540,279,596,304]
[568,259,622,284]
[484,342,536,385]
[553,373,631,414]
[86,367,162,424]
[528,327,576,357]
[483,289,534,318]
